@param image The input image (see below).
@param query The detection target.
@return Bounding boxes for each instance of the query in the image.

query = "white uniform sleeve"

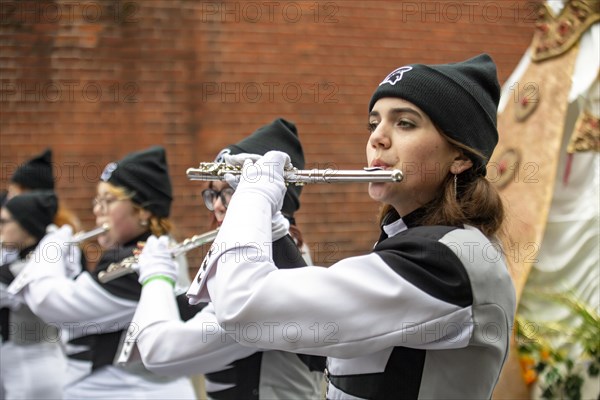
[16,272,137,334]
[190,166,473,359]
[132,279,257,376]
[208,251,473,359]
[7,230,138,334]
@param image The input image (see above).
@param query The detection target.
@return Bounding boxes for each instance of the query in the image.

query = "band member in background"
[208,117,313,265]
[187,54,516,399]
[2,148,81,266]
[124,119,325,399]
[6,149,55,200]
[0,191,15,267]
[7,146,196,399]
[0,191,67,399]
[6,148,81,231]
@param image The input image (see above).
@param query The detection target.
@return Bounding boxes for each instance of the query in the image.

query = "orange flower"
[540,348,551,361]
[518,355,538,385]
[519,355,536,370]
[523,369,538,385]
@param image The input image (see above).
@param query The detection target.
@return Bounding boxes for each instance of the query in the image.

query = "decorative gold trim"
[567,109,600,153]
[490,148,521,190]
[515,89,540,122]
[531,0,600,62]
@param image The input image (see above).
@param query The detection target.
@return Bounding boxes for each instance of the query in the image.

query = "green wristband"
[142,275,175,288]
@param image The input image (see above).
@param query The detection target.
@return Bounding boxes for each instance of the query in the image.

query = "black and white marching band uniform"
[1,191,68,399]
[189,203,517,399]
[8,229,196,399]
[124,228,325,400]
[1,246,67,400]
[123,118,324,399]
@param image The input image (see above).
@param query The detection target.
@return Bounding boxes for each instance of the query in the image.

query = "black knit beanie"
[368,54,500,176]
[214,118,306,216]
[4,191,58,240]
[11,148,54,190]
[100,146,173,217]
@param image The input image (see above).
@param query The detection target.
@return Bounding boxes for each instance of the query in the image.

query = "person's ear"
[138,208,152,226]
[450,153,473,175]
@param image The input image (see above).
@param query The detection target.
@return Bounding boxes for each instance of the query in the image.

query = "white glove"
[223,152,294,190]
[233,151,290,215]
[46,224,82,278]
[41,224,82,276]
[271,211,290,241]
[224,154,290,239]
[222,152,262,167]
[222,153,261,190]
[187,151,290,304]
[136,235,177,286]
[57,225,83,278]
[9,225,82,294]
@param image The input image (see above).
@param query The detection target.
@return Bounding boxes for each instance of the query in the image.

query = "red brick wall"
[0,0,540,273]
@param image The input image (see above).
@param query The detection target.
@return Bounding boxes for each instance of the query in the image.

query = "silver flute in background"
[97,229,219,283]
[72,223,110,244]
[0,224,108,254]
[187,163,404,184]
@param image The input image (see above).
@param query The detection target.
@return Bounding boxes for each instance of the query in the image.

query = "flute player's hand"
[221,153,261,190]
[136,235,177,287]
[227,151,290,216]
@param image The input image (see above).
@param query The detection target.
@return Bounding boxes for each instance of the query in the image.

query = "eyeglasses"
[201,187,234,211]
[92,196,125,211]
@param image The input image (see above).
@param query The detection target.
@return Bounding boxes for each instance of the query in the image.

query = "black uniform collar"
[95,231,152,273]
[122,231,152,248]
[98,231,152,265]
[18,244,38,260]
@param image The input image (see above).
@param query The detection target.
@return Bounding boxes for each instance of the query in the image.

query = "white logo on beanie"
[101,162,118,181]
[380,66,413,86]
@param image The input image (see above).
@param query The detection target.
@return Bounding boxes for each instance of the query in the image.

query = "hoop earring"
[453,174,458,199]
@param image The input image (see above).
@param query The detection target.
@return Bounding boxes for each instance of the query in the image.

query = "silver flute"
[186,163,404,185]
[72,223,110,244]
[0,224,108,254]
[97,229,219,283]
